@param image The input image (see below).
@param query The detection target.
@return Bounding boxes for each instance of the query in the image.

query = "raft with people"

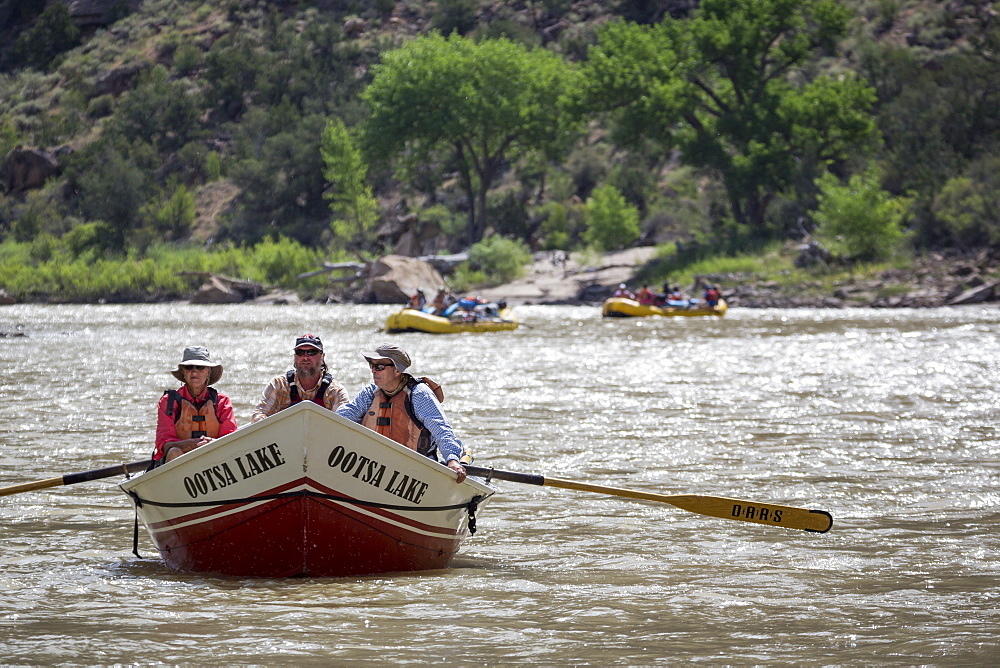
[602,297,728,318]
[386,295,518,334]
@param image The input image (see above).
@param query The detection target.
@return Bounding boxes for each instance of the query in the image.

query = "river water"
[0,303,997,664]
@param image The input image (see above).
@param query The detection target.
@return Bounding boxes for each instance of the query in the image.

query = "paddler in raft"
[153,346,238,465]
[336,344,469,484]
[613,283,635,299]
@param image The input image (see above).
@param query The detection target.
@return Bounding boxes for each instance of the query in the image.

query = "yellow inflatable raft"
[385,308,519,334]
[601,297,727,318]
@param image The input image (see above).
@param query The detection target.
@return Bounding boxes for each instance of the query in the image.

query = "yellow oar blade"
[544,477,833,533]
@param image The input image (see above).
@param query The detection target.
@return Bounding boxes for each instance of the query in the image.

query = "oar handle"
[465,465,543,486]
[63,460,153,485]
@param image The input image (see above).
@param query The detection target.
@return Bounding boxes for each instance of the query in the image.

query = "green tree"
[321,118,379,248]
[581,0,878,232]
[68,139,157,252]
[584,184,640,251]
[858,35,1000,247]
[931,156,1000,249]
[538,201,570,250]
[227,110,330,244]
[813,169,906,262]
[10,2,80,71]
[147,181,196,240]
[203,34,268,119]
[362,33,581,246]
[431,0,479,36]
[110,66,201,153]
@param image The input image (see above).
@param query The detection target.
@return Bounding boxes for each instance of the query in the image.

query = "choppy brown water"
[1,304,998,664]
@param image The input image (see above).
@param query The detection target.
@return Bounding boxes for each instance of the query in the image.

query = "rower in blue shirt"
[336,344,469,483]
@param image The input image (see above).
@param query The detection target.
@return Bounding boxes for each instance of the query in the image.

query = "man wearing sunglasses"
[251,334,348,423]
[336,344,468,483]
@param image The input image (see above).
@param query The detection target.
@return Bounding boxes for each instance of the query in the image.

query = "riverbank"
[478,246,1000,309]
[2,246,997,309]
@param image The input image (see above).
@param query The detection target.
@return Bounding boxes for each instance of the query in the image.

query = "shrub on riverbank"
[449,236,533,292]
[0,236,339,302]
[635,240,916,301]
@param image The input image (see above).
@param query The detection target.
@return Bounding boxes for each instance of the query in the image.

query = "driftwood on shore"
[296,253,468,282]
[296,261,368,280]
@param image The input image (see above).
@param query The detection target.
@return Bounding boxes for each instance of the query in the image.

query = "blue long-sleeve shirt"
[336,382,464,463]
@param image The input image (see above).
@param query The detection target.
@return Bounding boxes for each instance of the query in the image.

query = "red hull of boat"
[147,479,464,577]
[121,402,494,577]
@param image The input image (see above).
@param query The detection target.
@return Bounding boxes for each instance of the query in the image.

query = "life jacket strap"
[163,388,219,422]
[287,369,333,406]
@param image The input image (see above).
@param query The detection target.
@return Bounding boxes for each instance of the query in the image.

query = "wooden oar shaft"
[0,477,65,497]
[0,460,153,498]
[465,465,833,533]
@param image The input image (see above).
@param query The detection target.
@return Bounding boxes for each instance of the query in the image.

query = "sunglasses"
[369,362,393,372]
[295,349,321,357]
[183,365,208,371]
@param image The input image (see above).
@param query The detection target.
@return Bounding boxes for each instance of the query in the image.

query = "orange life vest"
[360,377,444,457]
[164,388,222,440]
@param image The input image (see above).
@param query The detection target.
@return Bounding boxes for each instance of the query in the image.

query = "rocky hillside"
[0,0,998,307]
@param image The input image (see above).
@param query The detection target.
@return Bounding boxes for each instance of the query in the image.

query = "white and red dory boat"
[119,401,496,577]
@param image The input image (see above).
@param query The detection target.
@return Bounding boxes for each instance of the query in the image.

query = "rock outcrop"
[188,274,265,304]
[0,147,60,194]
[374,212,451,257]
[94,63,148,97]
[69,0,131,28]
[366,255,446,304]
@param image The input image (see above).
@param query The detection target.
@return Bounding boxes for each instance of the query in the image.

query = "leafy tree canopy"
[581,0,879,233]
[362,33,583,245]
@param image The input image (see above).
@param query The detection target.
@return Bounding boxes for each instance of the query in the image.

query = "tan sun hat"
[361,344,412,374]
[171,346,223,385]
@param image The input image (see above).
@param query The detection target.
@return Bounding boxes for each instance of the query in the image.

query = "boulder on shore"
[189,275,265,304]
[367,255,446,304]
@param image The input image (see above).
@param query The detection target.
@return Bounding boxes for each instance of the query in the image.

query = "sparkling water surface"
[0,304,997,664]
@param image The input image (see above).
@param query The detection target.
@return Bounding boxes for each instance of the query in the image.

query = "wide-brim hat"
[171,346,223,385]
[361,344,412,374]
